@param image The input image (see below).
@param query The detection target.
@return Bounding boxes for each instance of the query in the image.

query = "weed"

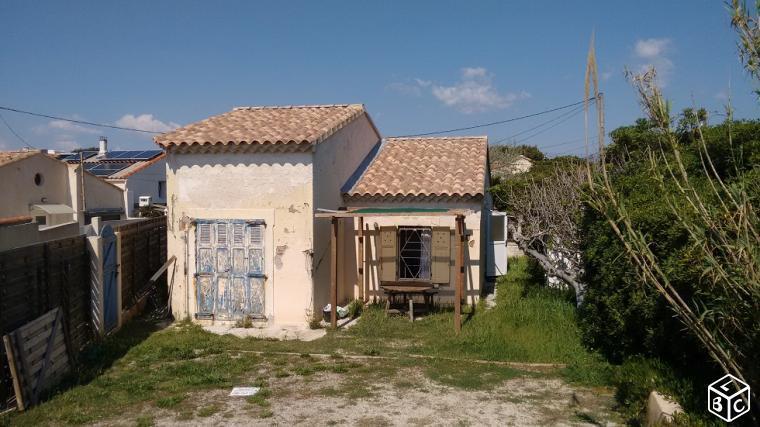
[197,404,220,417]
[246,388,272,407]
[155,394,185,408]
[235,316,254,328]
[135,415,154,427]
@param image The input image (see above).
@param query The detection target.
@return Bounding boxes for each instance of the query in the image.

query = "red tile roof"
[155,104,368,148]
[345,136,488,199]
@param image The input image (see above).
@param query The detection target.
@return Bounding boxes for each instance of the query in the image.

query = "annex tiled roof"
[345,136,488,199]
[0,150,38,167]
[155,104,368,147]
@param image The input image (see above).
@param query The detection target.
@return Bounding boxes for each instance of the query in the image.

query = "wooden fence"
[0,235,91,410]
[114,217,167,310]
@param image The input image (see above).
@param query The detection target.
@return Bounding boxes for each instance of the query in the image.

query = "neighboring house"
[490,153,533,180]
[156,104,499,327]
[0,150,125,249]
[57,137,166,217]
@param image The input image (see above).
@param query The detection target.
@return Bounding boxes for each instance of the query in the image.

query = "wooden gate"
[101,225,119,332]
[2,308,71,410]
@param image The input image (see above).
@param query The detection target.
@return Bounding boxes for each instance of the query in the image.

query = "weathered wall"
[342,200,485,305]
[312,114,381,314]
[0,154,72,218]
[166,150,314,325]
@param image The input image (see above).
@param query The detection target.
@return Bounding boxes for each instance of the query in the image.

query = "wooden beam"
[330,217,338,328]
[357,216,365,301]
[315,209,472,218]
[3,334,24,411]
[454,215,464,333]
[148,255,177,283]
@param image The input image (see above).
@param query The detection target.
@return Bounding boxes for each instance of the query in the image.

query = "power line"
[0,112,35,149]
[396,97,596,137]
[491,104,585,145]
[511,106,586,145]
[0,106,161,134]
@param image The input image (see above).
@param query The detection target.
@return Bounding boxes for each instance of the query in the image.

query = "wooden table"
[381,283,439,321]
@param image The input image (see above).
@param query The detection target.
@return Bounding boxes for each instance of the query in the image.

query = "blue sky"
[1,1,757,156]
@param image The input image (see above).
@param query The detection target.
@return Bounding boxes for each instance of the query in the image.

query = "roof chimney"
[98,136,108,155]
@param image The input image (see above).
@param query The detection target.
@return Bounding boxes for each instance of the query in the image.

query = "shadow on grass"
[43,316,166,404]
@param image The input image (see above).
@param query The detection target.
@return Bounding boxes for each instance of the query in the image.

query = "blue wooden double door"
[195,219,266,320]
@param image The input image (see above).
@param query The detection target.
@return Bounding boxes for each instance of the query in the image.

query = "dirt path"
[126,365,620,426]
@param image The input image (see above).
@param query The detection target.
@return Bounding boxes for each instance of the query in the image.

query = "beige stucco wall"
[0,153,72,218]
[312,114,381,314]
[341,200,485,305]
[165,150,315,325]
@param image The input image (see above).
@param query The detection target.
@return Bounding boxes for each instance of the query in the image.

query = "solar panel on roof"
[59,151,97,162]
[102,150,162,161]
[84,162,131,177]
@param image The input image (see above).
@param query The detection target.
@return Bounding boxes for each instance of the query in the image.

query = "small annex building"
[157,105,495,327]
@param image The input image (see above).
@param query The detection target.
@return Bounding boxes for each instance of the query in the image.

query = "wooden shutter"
[248,224,264,275]
[431,227,451,284]
[379,226,397,282]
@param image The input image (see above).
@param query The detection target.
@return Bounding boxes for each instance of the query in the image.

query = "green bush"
[579,118,760,419]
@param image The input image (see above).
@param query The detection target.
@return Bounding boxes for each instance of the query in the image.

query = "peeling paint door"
[196,220,266,320]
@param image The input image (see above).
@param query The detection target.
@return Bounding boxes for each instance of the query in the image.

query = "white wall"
[123,158,167,217]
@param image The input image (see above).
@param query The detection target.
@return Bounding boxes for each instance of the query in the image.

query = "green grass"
[3,256,613,425]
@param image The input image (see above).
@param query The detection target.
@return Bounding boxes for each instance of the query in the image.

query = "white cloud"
[48,120,100,134]
[601,71,614,81]
[414,78,431,87]
[635,38,670,59]
[387,68,529,114]
[115,114,179,133]
[633,38,674,85]
[715,90,729,101]
[431,67,529,113]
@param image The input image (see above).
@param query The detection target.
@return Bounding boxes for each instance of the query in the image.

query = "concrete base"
[203,324,326,341]
[646,391,683,426]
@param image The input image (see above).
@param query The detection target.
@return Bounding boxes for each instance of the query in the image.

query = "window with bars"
[397,227,432,280]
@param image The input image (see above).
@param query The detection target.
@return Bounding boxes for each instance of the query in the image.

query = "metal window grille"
[398,227,432,280]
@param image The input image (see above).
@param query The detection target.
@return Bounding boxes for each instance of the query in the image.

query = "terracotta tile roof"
[0,150,38,167]
[345,136,488,199]
[155,104,368,147]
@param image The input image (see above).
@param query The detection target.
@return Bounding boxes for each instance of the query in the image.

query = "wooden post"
[357,216,365,301]
[330,217,338,328]
[454,215,464,333]
[3,334,24,411]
